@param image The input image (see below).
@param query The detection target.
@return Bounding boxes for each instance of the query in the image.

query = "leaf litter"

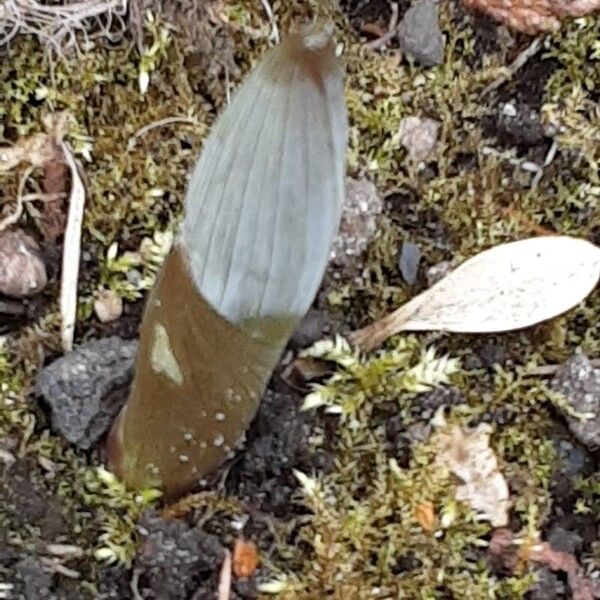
[351,236,600,351]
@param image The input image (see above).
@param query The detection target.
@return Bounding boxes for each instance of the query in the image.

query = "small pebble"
[399,116,441,163]
[551,352,600,450]
[398,0,444,67]
[0,229,47,298]
[94,289,123,323]
[399,240,422,285]
[328,177,383,279]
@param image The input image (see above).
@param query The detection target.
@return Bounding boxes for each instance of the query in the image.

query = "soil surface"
[1,1,599,599]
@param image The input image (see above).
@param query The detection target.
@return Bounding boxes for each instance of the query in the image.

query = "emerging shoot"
[107,24,348,497]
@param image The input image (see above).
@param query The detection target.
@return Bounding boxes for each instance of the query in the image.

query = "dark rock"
[398,0,444,67]
[36,336,138,448]
[289,308,333,350]
[547,525,582,556]
[135,510,225,600]
[551,352,600,450]
[15,556,53,599]
[328,177,383,281]
[496,101,546,147]
[399,240,421,285]
[529,566,564,600]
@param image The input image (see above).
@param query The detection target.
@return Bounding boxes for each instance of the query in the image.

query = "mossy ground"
[0,1,598,598]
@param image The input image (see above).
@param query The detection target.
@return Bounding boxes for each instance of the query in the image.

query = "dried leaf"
[488,529,597,600]
[415,501,437,533]
[232,538,260,578]
[462,0,600,34]
[435,423,510,527]
[280,357,333,391]
[351,236,600,351]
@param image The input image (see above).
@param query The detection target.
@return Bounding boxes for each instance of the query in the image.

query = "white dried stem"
[59,142,86,353]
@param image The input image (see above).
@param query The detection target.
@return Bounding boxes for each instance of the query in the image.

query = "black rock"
[398,0,444,67]
[399,240,421,285]
[135,510,225,600]
[36,336,138,449]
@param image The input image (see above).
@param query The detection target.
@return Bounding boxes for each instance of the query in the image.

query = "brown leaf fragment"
[435,423,510,527]
[488,529,597,600]
[0,230,47,298]
[414,501,437,533]
[462,0,600,34]
[39,150,69,242]
[280,357,333,391]
[232,538,260,579]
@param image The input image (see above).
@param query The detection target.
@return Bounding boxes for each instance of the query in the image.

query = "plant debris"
[0,229,47,298]
[434,419,510,527]
[351,236,600,351]
[462,0,600,34]
[489,528,599,600]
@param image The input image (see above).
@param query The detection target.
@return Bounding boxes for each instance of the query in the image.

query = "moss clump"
[259,337,560,598]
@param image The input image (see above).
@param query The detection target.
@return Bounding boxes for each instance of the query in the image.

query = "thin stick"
[482,37,543,97]
[127,116,199,151]
[0,165,35,232]
[259,0,279,44]
[217,549,232,600]
[364,2,399,50]
[130,568,144,600]
[59,142,86,353]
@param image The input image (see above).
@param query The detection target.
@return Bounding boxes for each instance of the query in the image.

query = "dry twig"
[364,2,399,50]
[217,550,232,600]
[59,142,86,352]
[127,116,200,151]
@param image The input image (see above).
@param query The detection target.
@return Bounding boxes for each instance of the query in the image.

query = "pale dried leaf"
[435,423,510,527]
[351,237,600,351]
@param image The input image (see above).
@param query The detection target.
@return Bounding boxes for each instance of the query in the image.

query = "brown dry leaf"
[462,0,600,34]
[280,356,334,391]
[414,501,437,533]
[0,112,73,241]
[350,236,600,351]
[435,422,510,527]
[488,529,597,600]
[232,538,260,579]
